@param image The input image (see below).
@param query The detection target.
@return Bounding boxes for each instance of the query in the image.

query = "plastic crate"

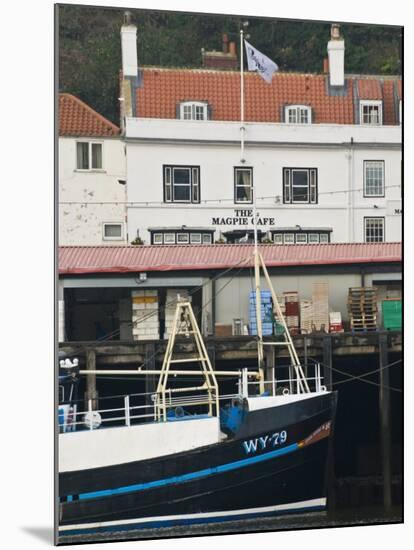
[382,299,402,330]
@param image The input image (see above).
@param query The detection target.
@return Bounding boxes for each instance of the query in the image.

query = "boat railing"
[58,391,240,433]
[242,362,326,397]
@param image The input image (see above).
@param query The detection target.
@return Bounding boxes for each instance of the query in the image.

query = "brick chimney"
[201,34,238,70]
[327,24,345,86]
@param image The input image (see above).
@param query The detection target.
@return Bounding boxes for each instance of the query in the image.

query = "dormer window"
[360,100,383,125]
[179,101,208,121]
[285,105,311,124]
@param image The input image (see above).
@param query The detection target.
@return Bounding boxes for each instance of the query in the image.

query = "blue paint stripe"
[59,503,325,537]
[77,443,299,501]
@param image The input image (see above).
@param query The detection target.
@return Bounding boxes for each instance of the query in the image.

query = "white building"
[120,23,402,246]
[59,93,127,245]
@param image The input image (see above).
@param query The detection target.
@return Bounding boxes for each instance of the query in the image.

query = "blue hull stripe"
[60,503,325,537]
[76,442,299,501]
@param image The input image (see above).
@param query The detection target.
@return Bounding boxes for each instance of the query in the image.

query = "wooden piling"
[323,335,333,390]
[145,343,157,418]
[379,332,392,510]
[264,345,275,395]
[85,348,98,409]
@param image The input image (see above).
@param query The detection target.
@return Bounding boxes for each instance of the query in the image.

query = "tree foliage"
[58,5,402,124]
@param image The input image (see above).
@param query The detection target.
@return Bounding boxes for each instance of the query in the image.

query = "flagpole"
[240,29,245,162]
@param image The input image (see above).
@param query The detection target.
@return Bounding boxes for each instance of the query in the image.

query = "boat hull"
[59,391,337,536]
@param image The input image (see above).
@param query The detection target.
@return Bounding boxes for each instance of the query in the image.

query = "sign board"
[386,200,402,216]
[211,209,276,227]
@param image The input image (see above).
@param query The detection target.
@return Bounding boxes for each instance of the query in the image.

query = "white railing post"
[125,395,130,426]
[88,399,93,431]
[242,368,249,398]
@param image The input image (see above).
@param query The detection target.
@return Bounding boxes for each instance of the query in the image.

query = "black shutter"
[207,104,213,120]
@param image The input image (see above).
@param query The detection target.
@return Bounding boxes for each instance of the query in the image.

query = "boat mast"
[240,27,265,394]
[253,186,265,394]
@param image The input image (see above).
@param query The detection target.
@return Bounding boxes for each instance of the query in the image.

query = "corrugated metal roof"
[59,243,402,275]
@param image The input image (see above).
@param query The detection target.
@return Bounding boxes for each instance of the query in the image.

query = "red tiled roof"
[397,79,402,99]
[383,80,397,125]
[59,93,120,137]
[59,243,401,275]
[136,68,400,125]
[357,78,382,100]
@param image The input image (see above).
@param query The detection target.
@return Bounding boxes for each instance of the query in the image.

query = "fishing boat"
[57,243,337,538]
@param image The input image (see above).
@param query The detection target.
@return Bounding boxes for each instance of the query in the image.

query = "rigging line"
[307,356,402,378]
[94,254,253,343]
[57,184,401,206]
[332,375,402,393]
[132,263,251,372]
[306,356,402,393]
[59,255,254,359]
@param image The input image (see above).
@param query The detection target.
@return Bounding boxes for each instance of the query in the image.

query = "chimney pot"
[124,11,132,25]
[222,33,229,54]
[331,23,341,40]
[327,25,344,86]
[229,42,236,56]
[323,58,329,74]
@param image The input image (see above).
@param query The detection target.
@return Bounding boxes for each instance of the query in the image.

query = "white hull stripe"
[59,497,326,534]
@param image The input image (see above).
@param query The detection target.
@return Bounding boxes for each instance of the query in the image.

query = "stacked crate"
[131,290,159,340]
[284,291,300,335]
[329,312,344,333]
[382,299,402,330]
[164,289,190,338]
[312,282,329,332]
[274,295,286,335]
[348,287,378,332]
[300,300,313,334]
[249,290,273,336]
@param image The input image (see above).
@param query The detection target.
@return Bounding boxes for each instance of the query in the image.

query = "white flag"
[244,40,278,83]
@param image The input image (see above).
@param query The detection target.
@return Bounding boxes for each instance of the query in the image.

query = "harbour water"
[58,506,402,544]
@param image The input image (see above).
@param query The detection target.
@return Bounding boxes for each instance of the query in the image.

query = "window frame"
[363,160,385,198]
[283,168,318,204]
[364,217,385,243]
[163,165,201,204]
[285,105,312,124]
[190,233,202,244]
[153,233,163,245]
[360,100,383,126]
[234,166,253,204]
[76,140,104,171]
[163,233,176,244]
[179,101,208,121]
[102,222,124,241]
[295,233,308,244]
[177,233,190,244]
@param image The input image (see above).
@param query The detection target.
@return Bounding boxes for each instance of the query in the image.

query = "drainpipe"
[347,137,355,242]
[360,267,365,288]
[211,275,216,336]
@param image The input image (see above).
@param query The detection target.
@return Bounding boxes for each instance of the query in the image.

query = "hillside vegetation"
[58,5,402,124]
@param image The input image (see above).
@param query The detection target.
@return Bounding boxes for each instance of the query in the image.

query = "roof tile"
[136,68,400,126]
[59,93,120,137]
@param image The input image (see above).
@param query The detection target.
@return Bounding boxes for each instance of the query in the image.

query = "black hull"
[59,392,337,535]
